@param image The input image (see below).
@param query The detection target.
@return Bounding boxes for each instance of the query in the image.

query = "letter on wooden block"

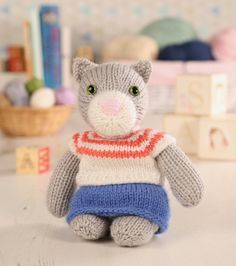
[38,146,50,174]
[16,146,50,174]
[163,114,198,154]
[176,74,227,115]
[198,115,236,160]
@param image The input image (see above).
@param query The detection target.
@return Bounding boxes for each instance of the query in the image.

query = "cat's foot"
[111,216,158,247]
[70,214,110,240]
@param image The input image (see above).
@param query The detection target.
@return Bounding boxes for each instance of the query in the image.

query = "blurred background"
[1,0,236,157]
[0,1,236,265]
[1,0,236,50]
[0,0,236,167]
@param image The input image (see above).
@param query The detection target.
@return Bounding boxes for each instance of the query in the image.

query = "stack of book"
[23,5,71,89]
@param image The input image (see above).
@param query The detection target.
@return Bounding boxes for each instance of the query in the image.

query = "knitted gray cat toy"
[47,58,203,247]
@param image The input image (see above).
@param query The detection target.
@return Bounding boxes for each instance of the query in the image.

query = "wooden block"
[198,115,236,160]
[76,45,94,61]
[16,146,50,174]
[163,114,199,154]
[176,74,227,115]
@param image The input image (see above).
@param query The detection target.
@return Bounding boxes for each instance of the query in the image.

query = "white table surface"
[0,111,236,266]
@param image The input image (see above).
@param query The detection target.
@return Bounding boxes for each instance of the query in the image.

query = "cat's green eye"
[87,84,97,95]
[129,86,140,97]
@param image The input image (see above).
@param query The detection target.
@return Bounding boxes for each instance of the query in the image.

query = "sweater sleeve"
[151,131,176,158]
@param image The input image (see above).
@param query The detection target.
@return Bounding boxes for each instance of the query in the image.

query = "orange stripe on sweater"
[81,129,152,147]
[75,132,164,158]
[73,132,80,144]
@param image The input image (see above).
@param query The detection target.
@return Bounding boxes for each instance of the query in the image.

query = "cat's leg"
[70,214,110,240]
[111,216,158,247]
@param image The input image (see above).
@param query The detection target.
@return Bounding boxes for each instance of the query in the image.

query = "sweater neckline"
[77,129,153,147]
[72,129,166,158]
[92,130,138,140]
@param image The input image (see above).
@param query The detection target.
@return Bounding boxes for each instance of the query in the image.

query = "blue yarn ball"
[158,45,187,61]
[182,40,214,60]
[158,40,215,61]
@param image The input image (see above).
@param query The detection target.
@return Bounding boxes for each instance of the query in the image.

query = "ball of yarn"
[4,79,29,106]
[30,88,56,108]
[141,17,197,49]
[159,45,187,61]
[26,77,44,94]
[102,35,158,61]
[211,27,236,61]
[183,40,214,60]
[158,40,214,61]
[55,87,76,106]
[0,93,12,107]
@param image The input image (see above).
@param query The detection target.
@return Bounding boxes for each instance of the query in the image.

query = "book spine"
[29,6,44,80]
[61,26,71,87]
[40,5,62,89]
[22,21,33,78]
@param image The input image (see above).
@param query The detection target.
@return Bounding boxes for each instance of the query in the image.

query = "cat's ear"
[131,60,152,83]
[73,58,97,81]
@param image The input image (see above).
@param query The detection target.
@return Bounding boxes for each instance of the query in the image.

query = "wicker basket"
[0,105,73,137]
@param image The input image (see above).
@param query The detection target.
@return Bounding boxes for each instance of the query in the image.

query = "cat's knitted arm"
[156,143,203,207]
[47,150,80,217]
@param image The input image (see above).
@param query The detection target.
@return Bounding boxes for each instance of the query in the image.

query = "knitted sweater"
[69,128,175,186]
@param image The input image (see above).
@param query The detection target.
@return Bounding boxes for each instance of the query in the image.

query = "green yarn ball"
[26,77,44,94]
[141,17,197,49]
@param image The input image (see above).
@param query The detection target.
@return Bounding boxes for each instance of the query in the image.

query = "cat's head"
[73,58,151,138]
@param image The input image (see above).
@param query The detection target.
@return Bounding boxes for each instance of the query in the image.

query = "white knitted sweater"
[69,128,175,186]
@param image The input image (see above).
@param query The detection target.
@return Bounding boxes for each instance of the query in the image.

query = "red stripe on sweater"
[81,129,152,147]
[74,131,164,158]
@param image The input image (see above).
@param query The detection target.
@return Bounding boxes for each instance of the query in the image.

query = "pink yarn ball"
[55,87,76,106]
[211,27,236,61]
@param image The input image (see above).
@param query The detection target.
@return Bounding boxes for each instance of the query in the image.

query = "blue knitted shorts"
[66,183,170,234]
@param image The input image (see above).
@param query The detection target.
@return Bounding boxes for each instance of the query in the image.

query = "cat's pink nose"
[101,98,121,115]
